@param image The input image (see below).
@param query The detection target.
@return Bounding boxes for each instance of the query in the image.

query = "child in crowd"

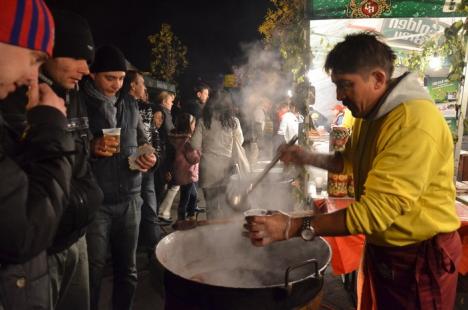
[168,113,200,221]
[152,106,171,221]
[152,106,164,160]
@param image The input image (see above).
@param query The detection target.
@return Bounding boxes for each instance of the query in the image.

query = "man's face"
[163,94,175,110]
[0,43,47,99]
[153,111,164,129]
[331,71,381,118]
[42,57,89,90]
[197,88,209,104]
[142,89,149,102]
[91,71,125,97]
[131,74,146,100]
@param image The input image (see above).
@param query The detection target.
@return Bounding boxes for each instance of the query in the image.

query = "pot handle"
[284,258,319,295]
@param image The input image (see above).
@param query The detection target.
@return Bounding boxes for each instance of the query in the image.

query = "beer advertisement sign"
[308,0,464,19]
[382,18,448,47]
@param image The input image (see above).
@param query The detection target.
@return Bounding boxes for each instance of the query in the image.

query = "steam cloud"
[234,41,292,116]
[158,42,331,290]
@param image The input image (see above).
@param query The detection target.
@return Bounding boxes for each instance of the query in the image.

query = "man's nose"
[78,60,90,75]
[113,80,123,90]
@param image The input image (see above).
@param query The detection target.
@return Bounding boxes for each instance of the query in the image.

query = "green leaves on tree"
[148,23,188,84]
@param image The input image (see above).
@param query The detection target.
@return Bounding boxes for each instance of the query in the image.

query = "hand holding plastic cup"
[102,128,121,154]
[243,209,290,246]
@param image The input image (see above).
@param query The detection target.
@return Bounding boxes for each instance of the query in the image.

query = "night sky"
[46,0,271,88]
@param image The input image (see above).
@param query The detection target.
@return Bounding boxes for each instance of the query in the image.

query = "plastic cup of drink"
[102,128,121,153]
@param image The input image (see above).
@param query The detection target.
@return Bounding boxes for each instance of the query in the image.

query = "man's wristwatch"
[301,216,316,241]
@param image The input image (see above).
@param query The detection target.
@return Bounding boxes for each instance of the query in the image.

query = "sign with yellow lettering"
[224,74,238,88]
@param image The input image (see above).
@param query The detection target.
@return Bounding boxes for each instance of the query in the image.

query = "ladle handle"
[249,135,298,194]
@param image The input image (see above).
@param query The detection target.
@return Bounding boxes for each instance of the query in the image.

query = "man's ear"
[89,73,96,80]
[371,70,387,90]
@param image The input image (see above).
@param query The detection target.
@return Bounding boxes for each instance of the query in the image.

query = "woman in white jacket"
[190,92,243,219]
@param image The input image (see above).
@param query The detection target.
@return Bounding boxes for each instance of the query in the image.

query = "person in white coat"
[277,102,299,143]
[190,92,244,219]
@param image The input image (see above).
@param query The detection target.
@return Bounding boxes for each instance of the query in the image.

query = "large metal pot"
[156,221,331,310]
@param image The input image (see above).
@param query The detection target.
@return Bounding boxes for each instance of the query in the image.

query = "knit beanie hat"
[0,0,55,56]
[51,9,94,63]
[90,45,127,73]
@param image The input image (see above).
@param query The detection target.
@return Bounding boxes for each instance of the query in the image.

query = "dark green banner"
[427,77,459,103]
[308,0,465,19]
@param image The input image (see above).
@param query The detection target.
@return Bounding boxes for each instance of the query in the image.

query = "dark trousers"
[86,196,142,310]
[177,182,197,220]
[139,170,161,247]
[154,168,168,208]
[48,236,89,310]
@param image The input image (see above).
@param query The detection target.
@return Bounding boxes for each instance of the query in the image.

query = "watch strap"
[302,216,312,231]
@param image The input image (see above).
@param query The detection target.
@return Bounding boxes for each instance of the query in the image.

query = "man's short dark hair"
[324,32,396,79]
[122,70,143,95]
[193,83,210,94]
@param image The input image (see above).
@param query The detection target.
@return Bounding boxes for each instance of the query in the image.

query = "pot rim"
[156,230,332,289]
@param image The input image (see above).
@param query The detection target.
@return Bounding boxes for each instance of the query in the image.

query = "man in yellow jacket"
[244,33,461,310]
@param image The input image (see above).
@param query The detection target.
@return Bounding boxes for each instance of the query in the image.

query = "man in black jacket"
[82,45,156,310]
[0,1,74,309]
[182,83,210,120]
[40,9,103,310]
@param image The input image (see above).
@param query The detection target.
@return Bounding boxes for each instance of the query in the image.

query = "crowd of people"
[0,0,462,310]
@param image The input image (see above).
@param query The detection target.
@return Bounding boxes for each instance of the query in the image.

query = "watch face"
[301,229,314,241]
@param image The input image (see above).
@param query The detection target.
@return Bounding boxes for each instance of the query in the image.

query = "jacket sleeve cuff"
[345,203,362,234]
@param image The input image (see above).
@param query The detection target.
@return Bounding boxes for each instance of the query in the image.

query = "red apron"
[358,231,461,310]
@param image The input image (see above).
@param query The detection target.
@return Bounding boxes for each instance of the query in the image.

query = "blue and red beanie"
[0,0,55,56]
